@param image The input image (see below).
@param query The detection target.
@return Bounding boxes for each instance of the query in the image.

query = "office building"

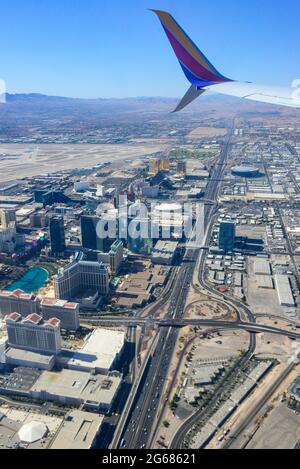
[0,208,16,228]
[127,202,153,254]
[0,226,16,253]
[41,299,80,331]
[30,210,49,228]
[150,159,160,176]
[160,159,170,172]
[98,240,123,276]
[218,222,236,252]
[5,313,62,355]
[177,161,187,176]
[0,289,40,318]
[81,215,113,252]
[53,252,109,305]
[81,215,99,251]
[151,203,191,241]
[49,216,65,256]
[140,183,159,199]
[109,240,123,275]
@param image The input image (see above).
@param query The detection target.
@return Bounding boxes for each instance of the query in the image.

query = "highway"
[114,128,237,449]
[109,124,300,450]
[84,315,300,340]
[119,250,197,449]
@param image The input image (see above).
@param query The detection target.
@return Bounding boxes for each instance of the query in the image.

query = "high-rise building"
[218,222,236,252]
[149,158,170,175]
[140,183,159,199]
[30,210,49,228]
[81,215,113,252]
[53,252,109,301]
[0,289,40,318]
[40,299,80,331]
[160,159,170,172]
[49,216,65,256]
[151,203,190,241]
[177,161,187,176]
[127,202,152,254]
[0,226,16,254]
[0,208,16,228]
[149,159,160,176]
[5,313,62,355]
[109,240,123,276]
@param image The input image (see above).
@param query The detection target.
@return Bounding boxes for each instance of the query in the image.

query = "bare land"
[187,127,228,139]
[246,403,300,449]
[0,143,168,182]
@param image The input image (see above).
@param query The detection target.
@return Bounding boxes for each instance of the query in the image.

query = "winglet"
[172,86,205,113]
[149,9,232,88]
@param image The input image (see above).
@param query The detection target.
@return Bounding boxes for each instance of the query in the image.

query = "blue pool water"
[5,267,49,294]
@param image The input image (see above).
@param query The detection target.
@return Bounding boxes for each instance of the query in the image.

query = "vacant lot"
[246,403,300,449]
[187,127,227,139]
[0,143,167,182]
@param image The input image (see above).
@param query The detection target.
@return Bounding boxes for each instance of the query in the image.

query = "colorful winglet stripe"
[151,9,231,86]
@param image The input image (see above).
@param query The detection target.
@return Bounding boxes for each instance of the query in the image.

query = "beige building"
[0,208,16,228]
[50,410,104,450]
[0,289,40,318]
[53,252,109,301]
[41,299,80,331]
[5,313,62,355]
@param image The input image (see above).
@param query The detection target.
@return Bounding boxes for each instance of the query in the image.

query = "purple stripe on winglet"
[163,25,228,83]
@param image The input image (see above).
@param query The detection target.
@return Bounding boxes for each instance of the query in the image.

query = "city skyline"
[1,0,300,454]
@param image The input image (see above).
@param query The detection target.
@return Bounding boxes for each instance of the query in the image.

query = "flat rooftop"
[31,369,121,407]
[41,299,78,310]
[50,410,104,450]
[0,405,62,450]
[5,347,55,366]
[289,376,300,399]
[70,328,125,371]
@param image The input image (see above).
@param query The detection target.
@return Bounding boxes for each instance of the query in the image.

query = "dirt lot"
[187,127,227,139]
[0,143,167,182]
[246,403,300,449]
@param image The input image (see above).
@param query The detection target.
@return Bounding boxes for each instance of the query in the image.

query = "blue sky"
[1,0,300,98]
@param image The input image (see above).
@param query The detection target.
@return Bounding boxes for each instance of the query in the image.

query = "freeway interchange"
[106,127,300,450]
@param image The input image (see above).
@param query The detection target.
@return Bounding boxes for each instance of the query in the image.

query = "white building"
[41,299,80,331]
[0,289,40,318]
[152,240,178,265]
[30,369,122,414]
[53,252,109,302]
[5,313,62,355]
[0,226,16,253]
[60,328,125,374]
[0,208,16,228]
[275,275,295,307]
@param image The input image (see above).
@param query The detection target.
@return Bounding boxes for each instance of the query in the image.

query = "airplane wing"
[207,82,300,109]
[150,9,300,111]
